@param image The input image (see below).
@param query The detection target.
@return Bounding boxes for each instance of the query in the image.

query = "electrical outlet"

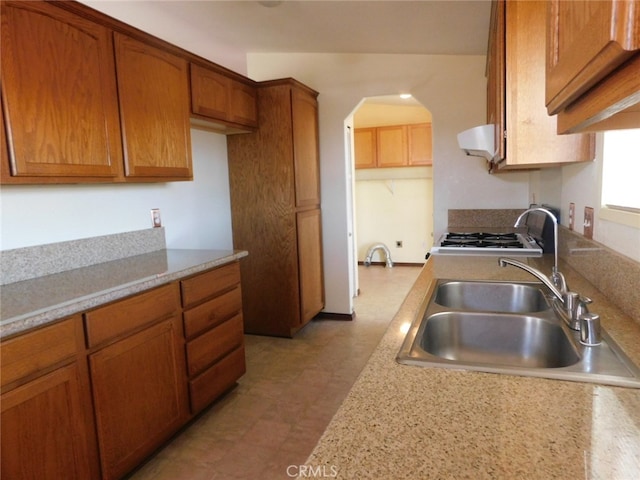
[584,207,594,239]
[396,240,403,248]
[569,203,575,231]
[151,208,162,228]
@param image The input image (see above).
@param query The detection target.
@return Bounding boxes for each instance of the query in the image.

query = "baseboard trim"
[357,261,424,267]
[315,311,355,321]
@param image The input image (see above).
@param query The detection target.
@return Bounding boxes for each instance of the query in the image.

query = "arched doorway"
[346,95,434,298]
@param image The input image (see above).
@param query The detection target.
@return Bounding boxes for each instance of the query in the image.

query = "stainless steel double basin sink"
[397,279,640,388]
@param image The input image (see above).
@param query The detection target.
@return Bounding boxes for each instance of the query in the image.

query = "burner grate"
[442,232,524,248]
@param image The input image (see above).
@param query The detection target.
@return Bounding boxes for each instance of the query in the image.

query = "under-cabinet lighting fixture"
[399,93,412,99]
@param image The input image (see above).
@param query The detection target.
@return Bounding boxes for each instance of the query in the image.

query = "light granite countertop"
[305,254,640,479]
[0,249,247,339]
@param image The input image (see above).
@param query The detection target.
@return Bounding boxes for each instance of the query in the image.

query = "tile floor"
[129,265,422,479]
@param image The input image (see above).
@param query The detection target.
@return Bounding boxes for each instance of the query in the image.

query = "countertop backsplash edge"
[0,228,166,285]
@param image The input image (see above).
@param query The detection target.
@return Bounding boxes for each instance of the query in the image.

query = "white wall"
[355,177,433,263]
[538,134,640,263]
[0,129,233,251]
[79,1,248,75]
[247,53,531,314]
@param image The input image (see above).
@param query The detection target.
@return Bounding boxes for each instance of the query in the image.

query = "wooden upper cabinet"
[487,0,594,171]
[190,64,229,119]
[407,123,432,165]
[1,109,10,182]
[377,125,408,167]
[292,87,321,208]
[354,128,377,169]
[190,64,258,129]
[114,33,193,180]
[486,0,506,162]
[546,0,640,133]
[228,79,259,127]
[0,1,123,182]
[354,123,431,168]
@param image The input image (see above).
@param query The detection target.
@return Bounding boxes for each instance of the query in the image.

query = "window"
[601,129,640,212]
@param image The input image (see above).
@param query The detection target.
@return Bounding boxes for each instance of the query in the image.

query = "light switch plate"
[151,208,162,228]
[569,203,575,230]
[584,207,594,239]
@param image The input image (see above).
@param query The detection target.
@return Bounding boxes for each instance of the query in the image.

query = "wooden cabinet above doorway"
[354,123,432,169]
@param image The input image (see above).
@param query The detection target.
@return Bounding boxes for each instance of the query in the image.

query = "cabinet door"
[0,1,123,180]
[376,125,407,167]
[486,0,506,162]
[190,63,230,120]
[546,0,640,115]
[228,78,258,127]
[297,208,324,327]
[1,364,98,480]
[190,64,257,128]
[292,87,321,208]
[89,317,188,480]
[114,33,192,180]
[488,0,594,170]
[354,128,377,169]
[407,123,432,166]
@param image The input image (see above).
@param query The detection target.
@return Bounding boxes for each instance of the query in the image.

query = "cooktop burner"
[441,232,524,248]
[432,231,543,256]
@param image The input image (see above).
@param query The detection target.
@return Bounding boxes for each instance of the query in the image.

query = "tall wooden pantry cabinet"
[227,79,324,337]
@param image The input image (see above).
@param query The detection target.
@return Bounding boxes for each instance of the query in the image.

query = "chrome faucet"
[513,207,566,292]
[498,257,600,344]
[498,258,564,302]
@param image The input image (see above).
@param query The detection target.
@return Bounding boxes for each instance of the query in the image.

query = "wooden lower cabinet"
[1,316,100,480]
[2,364,99,479]
[1,264,247,479]
[189,345,246,413]
[181,262,246,414]
[88,316,188,480]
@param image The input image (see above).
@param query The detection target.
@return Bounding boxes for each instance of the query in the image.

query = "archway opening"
[346,94,434,298]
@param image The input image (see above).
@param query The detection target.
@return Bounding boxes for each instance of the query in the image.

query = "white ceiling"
[106,0,492,56]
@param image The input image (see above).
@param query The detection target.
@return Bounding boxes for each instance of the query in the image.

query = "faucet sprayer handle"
[568,295,593,331]
[579,312,601,346]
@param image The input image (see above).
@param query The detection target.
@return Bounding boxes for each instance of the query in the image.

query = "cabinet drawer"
[183,286,242,338]
[188,345,246,414]
[85,283,180,347]
[186,314,243,377]
[181,262,240,308]
[1,317,78,389]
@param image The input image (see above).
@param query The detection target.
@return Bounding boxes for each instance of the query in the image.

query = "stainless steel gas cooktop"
[432,231,543,256]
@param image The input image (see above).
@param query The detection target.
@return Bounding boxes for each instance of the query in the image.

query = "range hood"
[457,124,496,161]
